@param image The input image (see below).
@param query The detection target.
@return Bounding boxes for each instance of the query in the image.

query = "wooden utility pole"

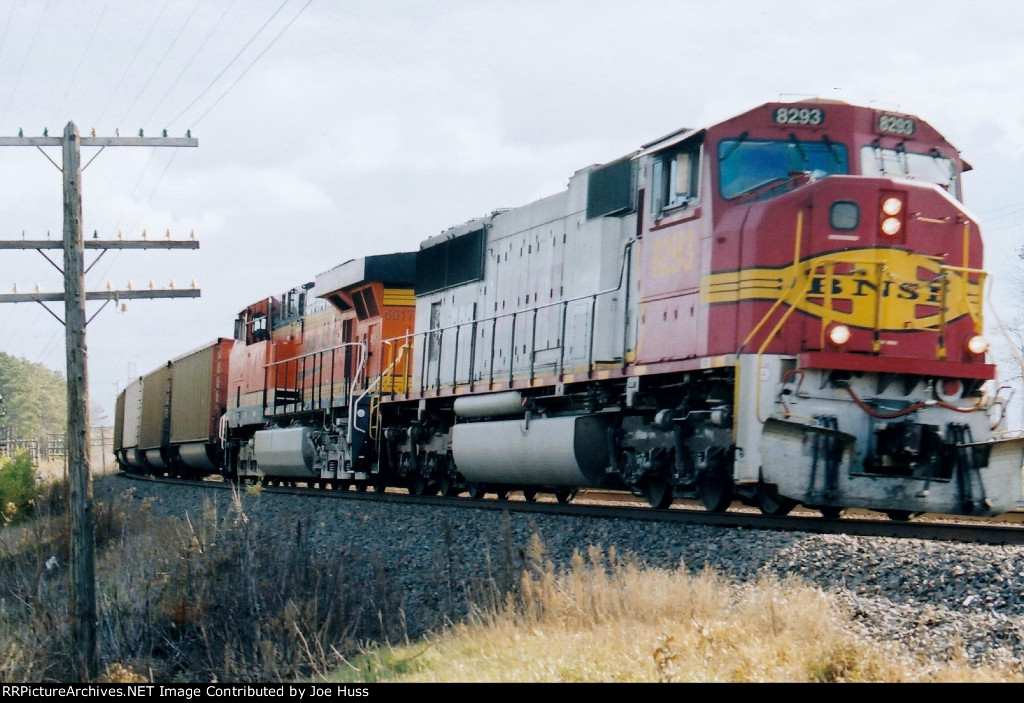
[63,121,94,683]
[0,122,198,680]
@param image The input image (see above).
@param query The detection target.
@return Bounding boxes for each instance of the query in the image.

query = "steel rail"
[116,472,1024,546]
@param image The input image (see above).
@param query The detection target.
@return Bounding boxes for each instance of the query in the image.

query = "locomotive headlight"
[966,334,989,354]
[880,217,902,236]
[828,323,851,346]
[881,197,903,216]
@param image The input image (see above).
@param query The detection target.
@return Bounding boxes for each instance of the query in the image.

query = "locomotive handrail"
[751,262,819,423]
[937,262,986,329]
[265,342,364,368]
[263,342,367,419]
[741,257,985,360]
[410,289,614,395]
[736,210,807,357]
[352,342,409,444]
[391,240,635,398]
[744,240,986,423]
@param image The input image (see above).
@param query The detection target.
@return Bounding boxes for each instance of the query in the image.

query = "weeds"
[5,478,1022,683]
[0,480,396,682]
[338,541,1024,684]
[0,452,37,525]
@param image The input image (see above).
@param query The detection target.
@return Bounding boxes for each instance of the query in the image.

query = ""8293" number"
[773,107,824,126]
[877,114,916,136]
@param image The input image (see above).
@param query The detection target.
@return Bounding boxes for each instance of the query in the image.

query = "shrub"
[0,452,37,525]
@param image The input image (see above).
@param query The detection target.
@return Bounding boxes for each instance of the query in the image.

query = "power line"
[116,0,204,128]
[0,0,51,127]
[54,0,113,119]
[0,2,16,91]
[141,0,241,128]
[89,150,180,291]
[981,204,1024,221]
[166,0,293,129]
[188,0,314,129]
[96,0,173,128]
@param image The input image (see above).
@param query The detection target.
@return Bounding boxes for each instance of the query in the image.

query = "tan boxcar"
[168,338,233,472]
[139,363,171,469]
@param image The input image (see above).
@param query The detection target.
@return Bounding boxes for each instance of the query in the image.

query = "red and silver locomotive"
[115,99,1024,519]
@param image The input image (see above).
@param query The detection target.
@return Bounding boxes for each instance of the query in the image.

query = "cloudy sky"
[0,0,1021,423]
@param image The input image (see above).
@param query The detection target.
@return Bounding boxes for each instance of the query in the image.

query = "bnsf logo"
[701,248,979,331]
[806,275,943,302]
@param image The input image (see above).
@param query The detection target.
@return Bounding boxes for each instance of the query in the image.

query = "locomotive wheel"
[438,473,460,497]
[555,488,577,504]
[495,490,509,501]
[639,477,673,509]
[755,484,797,517]
[409,475,437,496]
[697,469,733,513]
[884,510,923,521]
[437,453,461,497]
[467,482,487,499]
[522,489,538,503]
[819,506,845,519]
[355,483,368,493]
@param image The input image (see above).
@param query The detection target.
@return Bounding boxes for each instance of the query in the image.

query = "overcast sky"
[0,0,1021,424]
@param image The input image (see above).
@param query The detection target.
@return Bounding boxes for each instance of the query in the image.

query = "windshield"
[860,146,960,200]
[718,137,848,200]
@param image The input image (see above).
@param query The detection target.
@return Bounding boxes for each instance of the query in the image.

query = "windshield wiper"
[789,133,808,163]
[718,131,749,162]
[734,176,791,200]
[821,134,843,165]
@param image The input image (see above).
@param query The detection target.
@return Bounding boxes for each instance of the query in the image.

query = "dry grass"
[4,477,1023,683]
[0,481,398,682]
[332,538,1024,684]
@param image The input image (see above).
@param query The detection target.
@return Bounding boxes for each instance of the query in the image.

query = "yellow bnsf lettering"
[701,248,981,331]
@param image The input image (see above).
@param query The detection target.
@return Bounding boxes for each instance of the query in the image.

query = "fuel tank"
[253,426,316,477]
[451,413,620,488]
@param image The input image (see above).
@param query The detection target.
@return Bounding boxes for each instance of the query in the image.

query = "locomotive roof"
[421,213,497,250]
[313,252,417,298]
[635,99,964,163]
[636,127,703,158]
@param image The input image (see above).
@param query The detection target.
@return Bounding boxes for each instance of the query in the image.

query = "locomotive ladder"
[805,415,842,502]
[946,423,990,514]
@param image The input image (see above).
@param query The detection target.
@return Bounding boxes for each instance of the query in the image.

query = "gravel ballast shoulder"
[97,475,1024,673]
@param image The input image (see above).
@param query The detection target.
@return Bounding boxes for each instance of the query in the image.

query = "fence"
[0,427,113,468]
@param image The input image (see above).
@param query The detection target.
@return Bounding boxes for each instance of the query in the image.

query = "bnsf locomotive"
[114,99,1024,519]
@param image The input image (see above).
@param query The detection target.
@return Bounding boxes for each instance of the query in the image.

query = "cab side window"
[651,144,701,215]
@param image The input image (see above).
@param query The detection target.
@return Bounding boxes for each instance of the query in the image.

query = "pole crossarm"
[0,288,201,303]
[0,239,199,250]
[0,136,198,147]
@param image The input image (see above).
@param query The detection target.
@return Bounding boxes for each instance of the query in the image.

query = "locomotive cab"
[611,99,1024,516]
[699,101,1022,516]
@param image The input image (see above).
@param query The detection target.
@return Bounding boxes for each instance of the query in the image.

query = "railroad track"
[116,472,1024,546]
